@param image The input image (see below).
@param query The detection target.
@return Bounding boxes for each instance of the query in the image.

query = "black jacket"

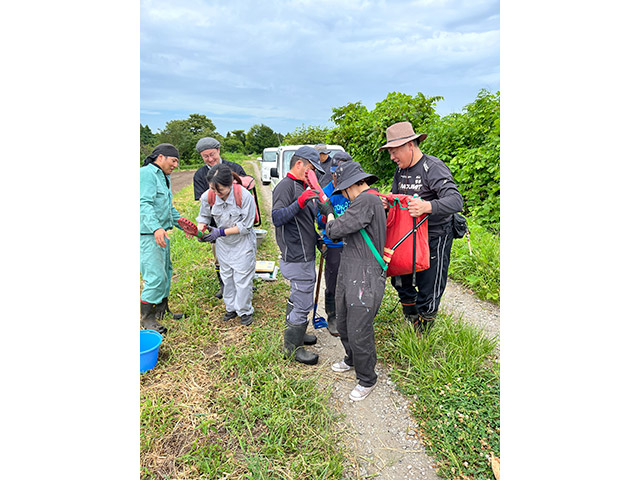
[193,160,247,200]
[272,174,319,263]
[392,154,463,231]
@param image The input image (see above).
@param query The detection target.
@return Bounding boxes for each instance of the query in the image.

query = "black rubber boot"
[140,302,167,334]
[402,303,420,325]
[325,292,339,337]
[414,312,435,334]
[160,297,184,320]
[283,321,319,365]
[285,299,316,345]
[214,266,224,299]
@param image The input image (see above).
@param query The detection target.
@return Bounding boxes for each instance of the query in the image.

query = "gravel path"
[170,164,500,479]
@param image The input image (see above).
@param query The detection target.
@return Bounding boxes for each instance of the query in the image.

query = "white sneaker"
[331,360,353,372]
[349,383,376,401]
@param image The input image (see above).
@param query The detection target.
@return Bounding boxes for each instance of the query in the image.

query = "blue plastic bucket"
[140,330,163,373]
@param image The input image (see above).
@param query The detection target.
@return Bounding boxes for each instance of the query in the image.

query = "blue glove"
[198,228,226,243]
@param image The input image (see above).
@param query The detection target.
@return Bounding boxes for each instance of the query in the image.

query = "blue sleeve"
[272,200,302,227]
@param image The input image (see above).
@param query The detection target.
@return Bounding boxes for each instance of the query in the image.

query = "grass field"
[141,156,500,479]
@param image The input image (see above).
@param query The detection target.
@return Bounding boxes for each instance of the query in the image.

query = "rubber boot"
[214,266,224,299]
[160,297,184,320]
[415,312,435,335]
[286,299,316,345]
[140,302,167,334]
[283,321,319,365]
[402,303,420,325]
[325,292,339,337]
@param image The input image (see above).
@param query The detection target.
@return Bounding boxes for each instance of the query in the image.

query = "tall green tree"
[140,124,156,165]
[422,90,500,229]
[156,114,220,166]
[245,124,281,154]
[328,92,443,188]
[326,90,500,229]
[282,124,330,146]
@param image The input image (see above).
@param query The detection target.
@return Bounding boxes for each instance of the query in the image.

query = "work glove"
[317,199,335,219]
[297,189,320,209]
[198,228,226,243]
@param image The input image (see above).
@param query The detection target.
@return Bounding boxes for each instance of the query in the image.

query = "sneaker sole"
[331,364,353,373]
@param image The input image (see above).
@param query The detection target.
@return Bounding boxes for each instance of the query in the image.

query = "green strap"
[360,229,388,271]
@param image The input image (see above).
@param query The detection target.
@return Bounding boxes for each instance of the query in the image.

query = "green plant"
[140,181,346,479]
[449,218,500,303]
[376,304,500,480]
[423,90,500,229]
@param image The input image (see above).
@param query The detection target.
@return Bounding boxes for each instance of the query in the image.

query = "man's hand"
[317,199,335,218]
[154,228,170,248]
[297,189,320,208]
[408,196,432,217]
[316,237,327,258]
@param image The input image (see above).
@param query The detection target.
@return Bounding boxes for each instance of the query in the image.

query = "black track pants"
[392,225,454,318]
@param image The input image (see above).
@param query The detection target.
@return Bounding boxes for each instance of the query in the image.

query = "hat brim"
[333,173,378,195]
[378,133,427,151]
[308,159,325,175]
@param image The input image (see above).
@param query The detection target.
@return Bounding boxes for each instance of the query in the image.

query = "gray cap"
[314,144,331,154]
[196,137,221,153]
[295,146,325,174]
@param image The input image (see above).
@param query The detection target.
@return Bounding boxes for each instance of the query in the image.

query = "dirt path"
[170,164,500,479]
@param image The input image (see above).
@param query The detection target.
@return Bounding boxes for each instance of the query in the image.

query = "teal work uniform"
[140,163,182,304]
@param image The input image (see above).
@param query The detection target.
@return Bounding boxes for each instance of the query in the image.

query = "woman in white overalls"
[196,164,257,325]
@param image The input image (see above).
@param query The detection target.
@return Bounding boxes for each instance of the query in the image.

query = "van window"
[263,151,277,162]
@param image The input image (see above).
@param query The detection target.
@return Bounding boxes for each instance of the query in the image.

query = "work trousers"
[392,224,453,318]
[280,260,316,326]
[140,234,172,304]
[324,245,342,298]
[335,261,386,388]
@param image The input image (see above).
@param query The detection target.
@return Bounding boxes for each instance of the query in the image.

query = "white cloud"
[140,0,500,134]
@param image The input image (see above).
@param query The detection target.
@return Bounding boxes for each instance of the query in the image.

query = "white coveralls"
[197,187,257,317]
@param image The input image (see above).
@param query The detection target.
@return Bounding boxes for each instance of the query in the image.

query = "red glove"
[297,189,320,208]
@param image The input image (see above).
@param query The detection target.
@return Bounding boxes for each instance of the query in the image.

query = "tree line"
[141,89,500,229]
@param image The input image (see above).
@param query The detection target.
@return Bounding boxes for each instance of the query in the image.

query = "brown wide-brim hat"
[378,121,427,151]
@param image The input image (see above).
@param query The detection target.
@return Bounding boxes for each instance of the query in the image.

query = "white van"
[258,147,278,185]
[270,144,345,187]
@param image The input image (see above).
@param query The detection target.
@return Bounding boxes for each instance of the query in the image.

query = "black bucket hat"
[333,160,378,195]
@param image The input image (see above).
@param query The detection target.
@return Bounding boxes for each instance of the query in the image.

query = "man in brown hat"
[379,121,463,333]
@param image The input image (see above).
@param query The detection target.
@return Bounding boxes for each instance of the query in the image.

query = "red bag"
[376,193,429,277]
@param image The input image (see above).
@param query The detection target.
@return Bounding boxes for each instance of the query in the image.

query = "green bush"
[328,89,500,230]
[423,90,500,229]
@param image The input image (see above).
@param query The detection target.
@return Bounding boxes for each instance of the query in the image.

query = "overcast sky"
[140,0,499,136]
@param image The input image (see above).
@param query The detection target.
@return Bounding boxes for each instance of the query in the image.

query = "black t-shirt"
[391,154,463,229]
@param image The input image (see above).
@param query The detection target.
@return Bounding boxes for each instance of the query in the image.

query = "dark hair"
[290,154,311,170]
[206,163,242,188]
